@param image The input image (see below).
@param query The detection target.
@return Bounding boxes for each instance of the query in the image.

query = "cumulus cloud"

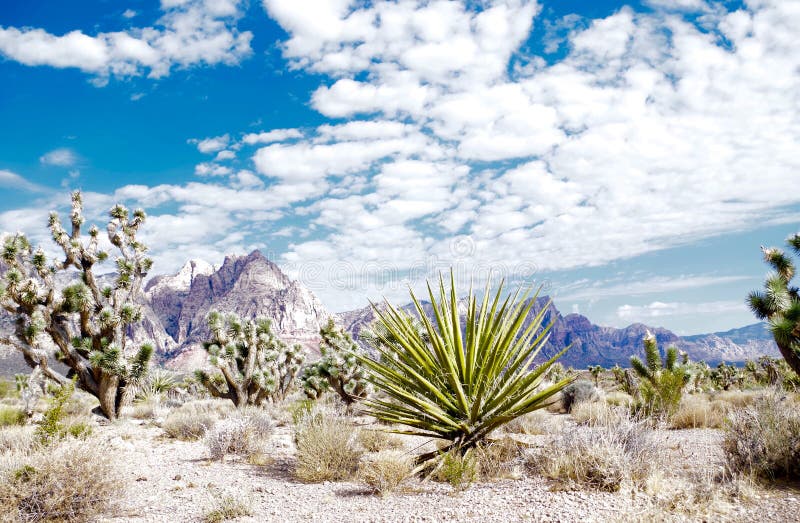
[0,0,252,82]
[40,148,78,167]
[192,134,230,153]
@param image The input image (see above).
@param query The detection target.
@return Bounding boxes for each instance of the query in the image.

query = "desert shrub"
[714,389,763,409]
[502,410,554,435]
[571,401,623,426]
[561,380,598,413]
[286,398,314,425]
[358,272,572,465]
[0,378,16,399]
[434,449,478,491]
[357,428,403,452]
[531,414,658,492]
[722,392,800,479]
[670,395,727,429]
[358,450,414,495]
[473,438,523,480]
[605,391,635,407]
[0,426,37,454]
[35,380,74,445]
[294,408,362,482]
[0,406,26,427]
[161,400,232,440]
[203,496,252,523]
[0,438,121,521]
[205,413,273,461]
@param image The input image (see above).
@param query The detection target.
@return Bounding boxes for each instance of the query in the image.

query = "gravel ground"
[92,418,800,523]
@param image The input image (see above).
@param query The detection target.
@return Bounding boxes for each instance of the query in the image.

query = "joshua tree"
[630,331,689,416]
[357,272,573,465]
[301,318,369,405]
[588,365,603,386]
[195,311,306,407]
[748,233,800,376]
[710,362,741,391]
[0,191,153,419]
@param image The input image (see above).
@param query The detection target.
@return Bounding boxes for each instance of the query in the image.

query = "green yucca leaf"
[357,270,572,463]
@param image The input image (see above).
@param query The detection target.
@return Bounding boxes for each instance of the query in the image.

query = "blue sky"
[0,0,798,334]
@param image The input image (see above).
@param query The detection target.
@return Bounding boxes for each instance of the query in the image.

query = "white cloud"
[192,134,230,153]
[123,9,138,19]
[242,128,303,145]
[0,170,45,192]
[40,148,78,167]
[617,300,747,321]
[0,0,252,81]
[214,150,235,161]
[558,275,753,301]
[194,162,232,176]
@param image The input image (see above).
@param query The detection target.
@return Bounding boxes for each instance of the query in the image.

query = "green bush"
[0,405,26,427]
[35,380,74,445]
[630,333,689,418]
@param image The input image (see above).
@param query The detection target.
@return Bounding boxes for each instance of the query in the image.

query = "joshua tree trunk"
[98,373,122,420]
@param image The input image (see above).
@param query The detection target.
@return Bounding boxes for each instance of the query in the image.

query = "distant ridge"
[0,251,781,374]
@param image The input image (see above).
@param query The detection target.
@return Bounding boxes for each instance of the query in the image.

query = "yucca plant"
[748,233,800,376]
[358,271,573,465]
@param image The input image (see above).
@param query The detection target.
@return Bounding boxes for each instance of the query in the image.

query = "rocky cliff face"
[145,259,214,341]
[337,297,779,368]
[158,251,331,368]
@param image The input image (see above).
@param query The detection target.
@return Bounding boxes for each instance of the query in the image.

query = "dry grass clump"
[502,410,556,435]
[530,414,658,492]
[294,408,362,482]
[357,450,414,495]
[203,495,253,523]
[605,391,635,407]
[0,426,37,454]
[205,412,273,462]
[357,428,404,452]
[0,438,122,521]
[570,401,623,426]
[629,471,757,521]
[162,400,232,440]
[722,391,800,479]
[474,437,524,480]
[714,389,763,409]
[670,395,728,429]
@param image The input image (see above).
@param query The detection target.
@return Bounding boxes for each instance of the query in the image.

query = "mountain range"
[0,249,779,376]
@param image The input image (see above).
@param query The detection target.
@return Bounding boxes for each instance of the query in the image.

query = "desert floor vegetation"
[0,384,795,522]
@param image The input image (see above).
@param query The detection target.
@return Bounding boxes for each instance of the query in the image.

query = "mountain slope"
[337,298,779,367]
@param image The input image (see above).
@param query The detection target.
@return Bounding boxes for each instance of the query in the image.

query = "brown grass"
[357,428,404,452]
[0,438,122,521]
[502,410,557,435]
[294,408,362,482]
[357,450,414,495]
[722,390,800,479]
[530,413,658,492]
[669,395,727,429]
[161,400,233,440]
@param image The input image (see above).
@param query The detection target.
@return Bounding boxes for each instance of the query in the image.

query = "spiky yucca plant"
[748,233,800,376]
[358,272,573,464]
[196,311,306,407]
